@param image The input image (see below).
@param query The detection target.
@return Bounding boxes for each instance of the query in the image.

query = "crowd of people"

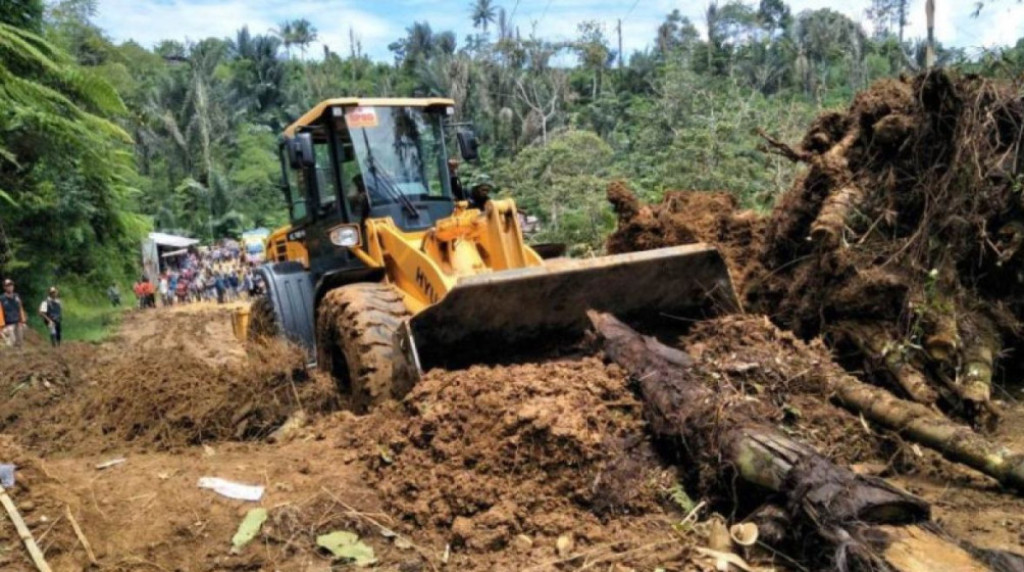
[132,244,263,309]
[0,241,265,351]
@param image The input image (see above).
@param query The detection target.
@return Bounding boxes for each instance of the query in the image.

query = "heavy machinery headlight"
[329,225,360,248]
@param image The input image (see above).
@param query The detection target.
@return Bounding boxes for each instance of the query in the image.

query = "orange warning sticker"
[345,107,379,128]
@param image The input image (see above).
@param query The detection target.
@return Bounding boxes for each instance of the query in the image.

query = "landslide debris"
[606,181,763,290]
[348,356,684,565]
[607,72,1024,430]
[749,71,1024,427]
[0,326,334,456]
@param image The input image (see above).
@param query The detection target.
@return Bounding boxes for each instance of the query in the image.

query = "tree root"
[834,321,938,405]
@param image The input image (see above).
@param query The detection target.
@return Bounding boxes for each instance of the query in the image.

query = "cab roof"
[283,97,456,138]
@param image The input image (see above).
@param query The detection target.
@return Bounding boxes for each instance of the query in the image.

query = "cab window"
[290,167,309,220]
[314,141,337,209]
[279,145,308,222]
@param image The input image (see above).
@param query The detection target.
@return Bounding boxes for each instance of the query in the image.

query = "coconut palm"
[470,0,497,34]
[290,19,318,58]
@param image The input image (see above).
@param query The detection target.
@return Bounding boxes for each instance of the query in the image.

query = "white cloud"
[95,0,1019,61]
[95,0,395,56]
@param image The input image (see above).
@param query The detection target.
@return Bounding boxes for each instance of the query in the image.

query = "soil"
[0,305,699,571]
[1,299,1023,570]
[605,181,764,291]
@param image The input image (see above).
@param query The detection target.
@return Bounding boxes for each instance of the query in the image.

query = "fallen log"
[588,311,1021,571]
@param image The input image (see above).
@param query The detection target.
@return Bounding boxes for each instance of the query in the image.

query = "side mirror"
[290,133,315,169]
[457,130,479,162]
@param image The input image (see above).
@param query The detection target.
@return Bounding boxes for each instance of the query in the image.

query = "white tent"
[148,232,199,249]
[142,233,199,279]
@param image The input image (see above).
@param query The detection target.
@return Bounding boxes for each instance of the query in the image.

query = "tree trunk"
[588,311,1022,571]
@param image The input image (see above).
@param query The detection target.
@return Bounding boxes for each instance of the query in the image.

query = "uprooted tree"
[608,71,1024,431]
[747,71,1024,429]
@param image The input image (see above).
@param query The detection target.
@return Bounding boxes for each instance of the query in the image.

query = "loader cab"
[279,99,459,234]
[276,98,461,282]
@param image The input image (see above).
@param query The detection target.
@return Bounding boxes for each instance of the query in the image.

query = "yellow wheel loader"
[252,97,738,412]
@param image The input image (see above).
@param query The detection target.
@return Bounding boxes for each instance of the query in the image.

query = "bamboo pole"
[810,185,865,247]
[829,373,1024,490]
[65,505,98,566]
[0,482,52,572]
[835,321,938,405]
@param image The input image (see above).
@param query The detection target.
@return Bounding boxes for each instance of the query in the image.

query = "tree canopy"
[3,0,1024,298]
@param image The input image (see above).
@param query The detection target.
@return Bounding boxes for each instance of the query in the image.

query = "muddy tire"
[248,295,279,342]
[316,283,413,413]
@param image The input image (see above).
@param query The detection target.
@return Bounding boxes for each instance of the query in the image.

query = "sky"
[93,0,1024,61]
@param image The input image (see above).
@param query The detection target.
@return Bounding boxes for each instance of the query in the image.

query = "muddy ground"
[1,304,1024,571]
[0,304,689,571]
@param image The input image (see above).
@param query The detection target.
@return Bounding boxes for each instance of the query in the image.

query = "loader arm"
[358,199,543,314]
[353,197,739,373]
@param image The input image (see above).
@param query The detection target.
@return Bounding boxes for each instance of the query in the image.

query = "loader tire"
[316,283,412,413]
[248,295,278,342]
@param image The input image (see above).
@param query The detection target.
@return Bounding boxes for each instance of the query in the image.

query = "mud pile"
[748,71,1024,426]
[680,316,886,469]
[0,345,85,434]
[606,181,763,290]
[1,340,335,455]
[355,357,680,561]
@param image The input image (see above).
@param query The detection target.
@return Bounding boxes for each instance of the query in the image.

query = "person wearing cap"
[39,287,63,347]
[468,173,494,210]
[1,279,27,348]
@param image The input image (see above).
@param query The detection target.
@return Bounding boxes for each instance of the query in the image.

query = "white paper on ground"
[197,477,264,501]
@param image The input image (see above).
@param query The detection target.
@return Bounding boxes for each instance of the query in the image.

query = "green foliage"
[0,21,144,322]
[0,0,44,32]
[665,482,697,513]
[493,130,616,251]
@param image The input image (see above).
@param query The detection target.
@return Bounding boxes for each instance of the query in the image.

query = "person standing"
[38,287,62,347]
[168,273,178,306]
[214,273,226,305]
[107,283,121,307]
[1,279,27,348]
[158,273,170,307]
[133,277,145,308]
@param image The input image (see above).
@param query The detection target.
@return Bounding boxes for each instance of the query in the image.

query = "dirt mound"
[0,435,85,570]
[0,344,89,434]
[355,357,680,560]
[749,71,1024,427]
[606,181,764,290]
[2,338,335,455]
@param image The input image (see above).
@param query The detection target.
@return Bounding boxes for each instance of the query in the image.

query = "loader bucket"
[403,243,740,371]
